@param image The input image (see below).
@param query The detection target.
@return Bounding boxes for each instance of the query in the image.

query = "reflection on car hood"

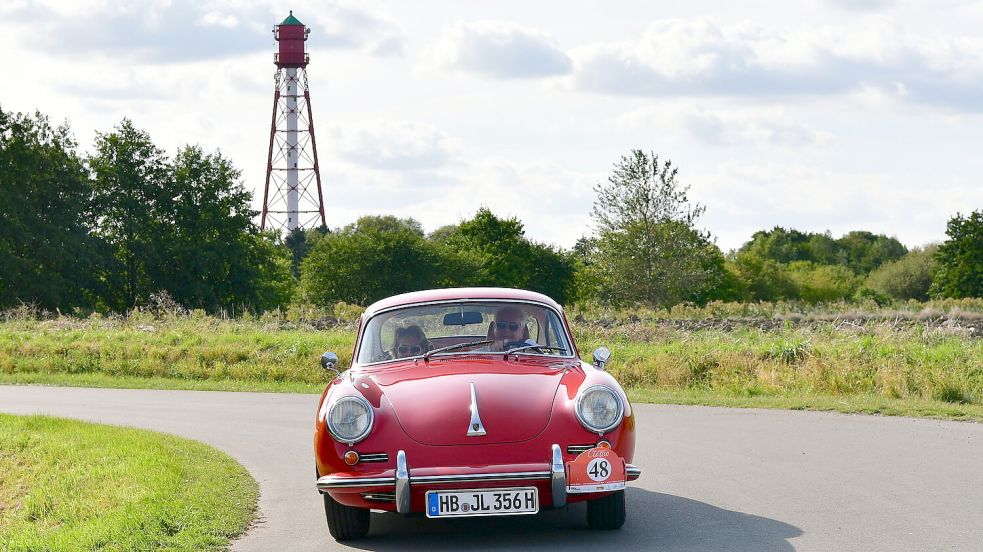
[369,357,578,446]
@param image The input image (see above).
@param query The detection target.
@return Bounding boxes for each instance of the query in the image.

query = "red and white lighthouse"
[261,11,326,232]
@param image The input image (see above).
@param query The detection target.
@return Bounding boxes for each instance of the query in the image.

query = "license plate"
[425,487,539,518]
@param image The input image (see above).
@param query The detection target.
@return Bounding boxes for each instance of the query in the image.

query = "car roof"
[362,287,563,318]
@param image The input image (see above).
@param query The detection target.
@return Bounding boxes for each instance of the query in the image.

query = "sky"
[2,0,982,251]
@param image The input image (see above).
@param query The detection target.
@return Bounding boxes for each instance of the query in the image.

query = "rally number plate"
[566,447,627,494]
[425,487,539,518]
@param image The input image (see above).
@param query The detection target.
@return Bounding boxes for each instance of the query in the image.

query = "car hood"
[368,357,576,446]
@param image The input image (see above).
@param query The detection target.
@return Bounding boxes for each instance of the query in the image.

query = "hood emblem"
[467,382,487,437]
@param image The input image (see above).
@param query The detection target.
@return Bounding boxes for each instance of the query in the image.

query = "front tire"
[323,493,370,540]
[586,490,626,530]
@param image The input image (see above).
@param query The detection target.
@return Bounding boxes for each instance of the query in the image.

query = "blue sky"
[2,0,981,250]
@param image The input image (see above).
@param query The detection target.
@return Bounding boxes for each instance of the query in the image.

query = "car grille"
[362,492,395,502]
[359,452,389,463]
[566,444,596,455]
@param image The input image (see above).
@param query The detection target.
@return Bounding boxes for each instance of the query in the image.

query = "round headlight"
[575,385,624,434]
[326,395,374,444]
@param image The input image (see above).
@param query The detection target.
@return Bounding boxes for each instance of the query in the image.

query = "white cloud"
[4,0,404,63]
[823,0,896,11]
[3,1,979,254]
[317,154,602,247]
[617,103,834,148]
[425,21,572,79]
[327,120,462,171]
[198,11,240,29]
[311,2,405,56]
[570,16,983,112]
[692,162,983,250]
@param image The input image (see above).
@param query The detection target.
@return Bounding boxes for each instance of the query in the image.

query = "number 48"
[587,458,610,481]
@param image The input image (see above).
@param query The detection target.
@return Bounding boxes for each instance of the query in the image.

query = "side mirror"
[592,346,612,371]
[320,351,339,373]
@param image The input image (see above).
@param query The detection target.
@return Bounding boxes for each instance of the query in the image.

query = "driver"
[392,324,431,358]
[488,306,537,352]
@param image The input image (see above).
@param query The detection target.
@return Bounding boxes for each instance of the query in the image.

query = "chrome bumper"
[316,444,642,514]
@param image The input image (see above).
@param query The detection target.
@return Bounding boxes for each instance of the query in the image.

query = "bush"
[298,216,447,306]
[786,261,861,303]
[853,287,893,306]
[864,245,937,301]
[931,211,983,299]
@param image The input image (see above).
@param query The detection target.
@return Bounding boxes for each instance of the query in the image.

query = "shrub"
[865,245,937,301]
[931,211,983,299]
[786,262,861,303]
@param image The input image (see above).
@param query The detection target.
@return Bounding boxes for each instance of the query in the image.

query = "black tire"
[323,492,370,541]
[586,490,626,530]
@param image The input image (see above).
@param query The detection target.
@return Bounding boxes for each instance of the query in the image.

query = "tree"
[738,227,905,274]
[0,108,104,311]
[739,227,815,264]
[427,224,458,244]
[441,208,530,286]
[299,216,447,306]
[89,119,170,309]
[931,211,983,298]
[589,150,724,306]
[864,245,937,301]
[691,252,745,304]
[785,261,860,303]
[730,252,797,302]
[834,231,907,274]
[90,123,293,312]
[283,226,331,278]
[570,236,602,303]
[440,208,576,303]
[156,146,293,311]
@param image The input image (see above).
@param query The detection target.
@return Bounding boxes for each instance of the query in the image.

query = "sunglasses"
[397,344,423,355]
[495,321,521,331]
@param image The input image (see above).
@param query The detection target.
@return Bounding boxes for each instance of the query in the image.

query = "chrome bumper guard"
[316,444,642,514]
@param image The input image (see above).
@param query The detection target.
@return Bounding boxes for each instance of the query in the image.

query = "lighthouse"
[261,11,326,232]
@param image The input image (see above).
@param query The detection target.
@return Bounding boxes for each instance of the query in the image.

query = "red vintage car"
[313,288,640,540]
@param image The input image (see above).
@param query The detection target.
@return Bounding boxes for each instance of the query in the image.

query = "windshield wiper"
[423,340,492,361]
[502,345,567,358]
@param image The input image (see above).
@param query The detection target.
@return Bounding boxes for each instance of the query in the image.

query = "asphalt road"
[1,385,981,551]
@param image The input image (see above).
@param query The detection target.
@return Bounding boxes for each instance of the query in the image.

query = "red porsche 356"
[314,288,640,540]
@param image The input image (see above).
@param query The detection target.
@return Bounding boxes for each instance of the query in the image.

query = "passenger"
[488,306,537,352]
[392,324,430,358]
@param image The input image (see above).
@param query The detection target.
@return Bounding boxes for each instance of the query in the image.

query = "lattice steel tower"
[261,11,326,232]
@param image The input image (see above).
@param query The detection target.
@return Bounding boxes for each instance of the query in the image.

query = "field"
[1,300,981,420]
[0,414,257,551]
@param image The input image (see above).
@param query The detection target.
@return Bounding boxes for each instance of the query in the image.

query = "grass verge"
[1,314,980,422]
[0,372,323,394]
[629,388,983,421]
[2,373,978,422]
[0,414,258,551]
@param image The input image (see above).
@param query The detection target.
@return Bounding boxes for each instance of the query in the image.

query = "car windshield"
[356,301,574,364]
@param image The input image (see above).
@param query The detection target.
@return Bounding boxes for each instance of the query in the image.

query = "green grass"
[1,313,981,421]
[628,389,983,420]
[575,323,982,413]
[0,315,347,388]
[0,372,323,394]
[0,414,258,551]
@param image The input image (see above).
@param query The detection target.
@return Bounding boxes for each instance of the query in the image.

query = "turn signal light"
[597,440,611,449]
[344,451,360,465]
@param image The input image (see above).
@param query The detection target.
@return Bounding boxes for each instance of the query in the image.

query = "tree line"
[1,107,980,314]
[0,110,291,313]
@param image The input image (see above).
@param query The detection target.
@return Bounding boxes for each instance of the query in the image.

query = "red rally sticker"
[566,447,626,493]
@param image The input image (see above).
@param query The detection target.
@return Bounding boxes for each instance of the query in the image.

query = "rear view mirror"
[592,347,612,370]
[321,351,339,373]
[443,311,484,326]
